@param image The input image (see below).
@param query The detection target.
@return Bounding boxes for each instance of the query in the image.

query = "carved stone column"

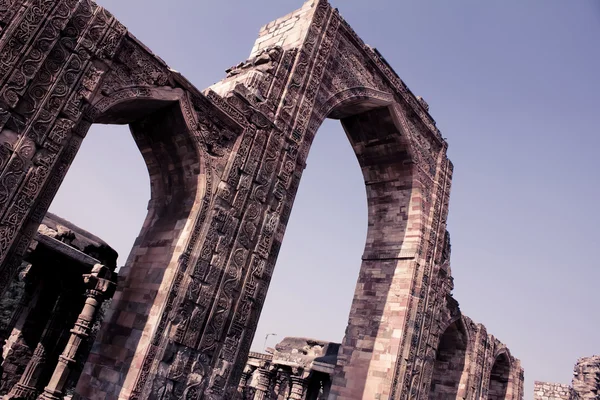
[288,369,309,400]
[254,368,274,400]
[271,369,285,399]
[7,291,72,399]
[37,265,115,400]
[1,281,57,396]
[238,365,256,399]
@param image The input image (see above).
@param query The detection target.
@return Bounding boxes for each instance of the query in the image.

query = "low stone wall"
[533,381,570,400]
[533,355,600,400]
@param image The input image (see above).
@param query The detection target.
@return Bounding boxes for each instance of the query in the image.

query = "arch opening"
[250,117,366,352]
[488,353,510,400]
[250,97,417,398]
[429,319,468,399]
[0,95,205,397]
[324,101,418,395]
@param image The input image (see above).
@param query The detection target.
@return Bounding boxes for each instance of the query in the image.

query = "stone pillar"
[1,281,57,395]
[288,370,309,400]
[38,265,115,400]
[238,365,256,399]
[271,370,286,399]
[254,368,274,400]
[7,291,73,399]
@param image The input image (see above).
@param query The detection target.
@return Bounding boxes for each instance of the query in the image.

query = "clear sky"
[48,1,600,398]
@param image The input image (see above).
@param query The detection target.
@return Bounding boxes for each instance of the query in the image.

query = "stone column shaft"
[254,369,273,400]
[38,265,114,400]
[8,292,72,399]
[288,376,308,400]
[272,375,285,399]
[238,367,255,399]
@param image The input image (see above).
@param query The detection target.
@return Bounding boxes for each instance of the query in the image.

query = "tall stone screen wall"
[0,0,524,399]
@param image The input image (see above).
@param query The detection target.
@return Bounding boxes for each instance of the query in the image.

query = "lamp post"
[263,332,277,352]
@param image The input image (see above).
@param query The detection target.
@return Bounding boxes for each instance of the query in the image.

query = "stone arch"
[320,88,395,119]
[428,317,469,399]
[329,102,420,394]
[488,351,511,400]
[188,2,451,397]
[69,90,218,397]
[0,0,454,398]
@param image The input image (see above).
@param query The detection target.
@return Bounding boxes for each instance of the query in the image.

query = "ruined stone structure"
[239,337,339,400]
[533,382,571,400]
[241,323,524,400]
[0,212,117,398]
[0,0,524,398]
[535,356,600,400]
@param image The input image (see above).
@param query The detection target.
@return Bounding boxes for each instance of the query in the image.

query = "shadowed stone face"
[0,213,117,398]
[0,0,524,399]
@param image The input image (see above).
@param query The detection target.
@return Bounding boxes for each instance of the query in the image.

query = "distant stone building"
[239,338,341,400]
[0,213,117,399]
[534,355,600,400]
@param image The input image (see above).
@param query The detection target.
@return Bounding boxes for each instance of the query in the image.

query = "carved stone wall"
[0,0,523,399]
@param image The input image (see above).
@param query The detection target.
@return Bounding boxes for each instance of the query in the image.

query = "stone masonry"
[533,382,570,400]
[0,0,524,398]
[534,356,600,400]
[571,356,600,399]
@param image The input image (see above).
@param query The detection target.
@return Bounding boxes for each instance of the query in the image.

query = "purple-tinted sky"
[49,1,600,398]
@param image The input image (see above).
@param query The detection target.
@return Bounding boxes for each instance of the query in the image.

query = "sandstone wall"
[533,381,570,400]
[533,355,600,400]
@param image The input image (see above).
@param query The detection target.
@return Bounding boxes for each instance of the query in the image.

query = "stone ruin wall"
[534,382,570,400]
[571,356,600,399]
[0,0,525,398]
[535,356,600,400]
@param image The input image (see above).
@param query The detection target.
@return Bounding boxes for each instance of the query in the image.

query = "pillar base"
[36,389,61,400]
[6,383,38,400]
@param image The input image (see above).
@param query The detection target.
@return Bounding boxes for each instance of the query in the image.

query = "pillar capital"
[83,264,116,299]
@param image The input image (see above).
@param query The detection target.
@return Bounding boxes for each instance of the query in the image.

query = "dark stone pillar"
[1,281,57,395]
[271,370,286,399]
[7,291,74,399]
[38,265,115,400]
[288,370,309,400]
[238,365,256,399]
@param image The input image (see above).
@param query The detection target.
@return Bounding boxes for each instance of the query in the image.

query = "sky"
[48,1,600,398]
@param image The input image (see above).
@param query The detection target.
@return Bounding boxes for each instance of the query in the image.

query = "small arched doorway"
[488,353,510,400]
[429,319,468,399]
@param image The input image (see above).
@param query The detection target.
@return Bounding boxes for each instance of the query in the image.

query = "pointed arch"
[429,317,469,399]
[488,351,511,400]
